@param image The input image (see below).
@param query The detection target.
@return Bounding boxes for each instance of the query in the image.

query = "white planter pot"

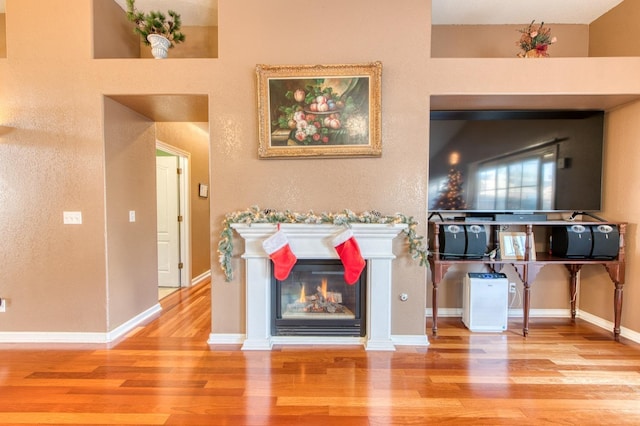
[147,34,171,59]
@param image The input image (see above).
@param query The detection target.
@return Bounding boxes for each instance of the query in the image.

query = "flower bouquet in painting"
[516,20,557,57]
[270,79,369,146]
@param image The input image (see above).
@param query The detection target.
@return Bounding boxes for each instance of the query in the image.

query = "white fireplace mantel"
[216,223,416,351]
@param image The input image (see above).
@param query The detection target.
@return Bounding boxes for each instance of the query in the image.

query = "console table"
[427,220,627,341]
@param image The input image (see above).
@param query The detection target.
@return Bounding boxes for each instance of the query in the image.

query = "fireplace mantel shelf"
[231,223,409,260]
[210,223,428,351]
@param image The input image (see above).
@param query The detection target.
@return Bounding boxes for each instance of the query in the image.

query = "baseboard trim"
[423,308,640,344]
[0,303,162,344]
[392,334,430,346]
[528,309,571,318]
[425,308,571,318]
[208,333,430,348]
[578,310,640,344]
[0,331,109,344]
[207,333,245,345]
[191,270,211,286]
[107,303,163,342]
[425,308,461,317]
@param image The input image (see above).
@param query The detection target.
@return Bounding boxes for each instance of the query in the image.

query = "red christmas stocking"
[333,228,366,285]
[262,229,297,280]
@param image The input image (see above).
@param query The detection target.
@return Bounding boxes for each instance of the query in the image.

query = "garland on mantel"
[218,206,428,282]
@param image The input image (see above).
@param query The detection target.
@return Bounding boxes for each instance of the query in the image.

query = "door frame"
[156,140,192,287]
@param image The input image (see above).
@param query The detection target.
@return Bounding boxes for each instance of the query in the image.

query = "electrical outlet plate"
[63,211,82,225]
[0,298,6,312]
[509,282,517,293]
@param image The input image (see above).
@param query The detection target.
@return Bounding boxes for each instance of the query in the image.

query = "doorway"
[156,142,191,295]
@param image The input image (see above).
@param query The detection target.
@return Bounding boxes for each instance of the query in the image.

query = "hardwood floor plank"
[0,412,168,425]
[2,280,640,424]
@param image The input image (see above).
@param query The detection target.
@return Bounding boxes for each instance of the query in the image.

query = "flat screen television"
[428,110,605,214]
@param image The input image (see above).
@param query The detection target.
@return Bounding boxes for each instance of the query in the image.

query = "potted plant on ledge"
[125,0,186,59]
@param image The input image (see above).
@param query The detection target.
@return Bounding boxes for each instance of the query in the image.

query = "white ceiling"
[432,0,624,25]
[0,1,624,26]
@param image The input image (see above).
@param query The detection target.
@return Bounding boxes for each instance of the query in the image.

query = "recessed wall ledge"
[0,126,14,136]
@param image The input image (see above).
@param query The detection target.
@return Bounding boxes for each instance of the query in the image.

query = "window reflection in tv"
[428,110,604,213]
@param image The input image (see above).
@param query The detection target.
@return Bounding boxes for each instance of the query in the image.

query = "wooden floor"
[1,282,640,425]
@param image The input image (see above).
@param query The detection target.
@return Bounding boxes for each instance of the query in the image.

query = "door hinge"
[177,167,183,175]
[178,262,184,269]
[178,215,183,222]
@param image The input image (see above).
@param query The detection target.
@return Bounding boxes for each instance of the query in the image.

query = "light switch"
[129,210,136,222]
[63,211,82,225]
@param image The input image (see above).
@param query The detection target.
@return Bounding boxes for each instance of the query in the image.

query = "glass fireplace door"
[272,260,366,336]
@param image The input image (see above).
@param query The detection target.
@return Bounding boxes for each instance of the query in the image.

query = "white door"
[156,155,181,287]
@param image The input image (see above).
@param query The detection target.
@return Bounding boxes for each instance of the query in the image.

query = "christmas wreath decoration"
[218,206,428,282]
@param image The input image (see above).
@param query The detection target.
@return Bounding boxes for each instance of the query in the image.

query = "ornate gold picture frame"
[256,62,382,159]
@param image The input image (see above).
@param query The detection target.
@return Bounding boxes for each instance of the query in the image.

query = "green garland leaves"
[218,206,428,282]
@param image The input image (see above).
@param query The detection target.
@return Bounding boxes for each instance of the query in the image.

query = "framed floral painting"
[256,62,382,158]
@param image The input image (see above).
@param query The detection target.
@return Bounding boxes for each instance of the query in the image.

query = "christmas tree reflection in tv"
[432,152,467,210]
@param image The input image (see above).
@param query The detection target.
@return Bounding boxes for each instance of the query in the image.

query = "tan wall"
[156,122,211,279]
[428,0,640,334]
[210,0,431,336]
[0,0,218,334]
[0,14,6,57]
[1,0,640,338]
[1,0,108,332]
[7,0,92,60]
[94,0,139,59]
[432,24,588,58]
[104,98,159,328]
[590,0,640,56]
[579,101,640,327]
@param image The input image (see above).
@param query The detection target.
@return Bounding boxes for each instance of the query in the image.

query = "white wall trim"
[425,308,461,317]
[0,331,110,344]
[106,303,162,342]
[424,308,639,344]
[208,333,245,345]
[425,308,572,318]
[578,310,640,344]
[207,333,431,348]
[192,269,211,286]
[0,303,162,344]
[392,334,430,346]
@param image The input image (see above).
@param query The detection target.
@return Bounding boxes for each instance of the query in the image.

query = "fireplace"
[209,223,428,351]
[272,260,366,337]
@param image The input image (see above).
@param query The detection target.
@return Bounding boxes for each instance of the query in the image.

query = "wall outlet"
[63,211,82,225]
[129,210,136,222]
[0,298,6,312]
[509,282,517,293]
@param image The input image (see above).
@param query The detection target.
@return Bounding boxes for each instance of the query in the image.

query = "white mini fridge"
[462,272,509,332]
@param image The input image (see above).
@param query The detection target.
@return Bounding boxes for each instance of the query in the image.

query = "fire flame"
[298,279,335,304]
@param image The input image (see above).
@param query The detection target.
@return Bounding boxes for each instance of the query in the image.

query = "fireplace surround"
[213,223,420,351]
